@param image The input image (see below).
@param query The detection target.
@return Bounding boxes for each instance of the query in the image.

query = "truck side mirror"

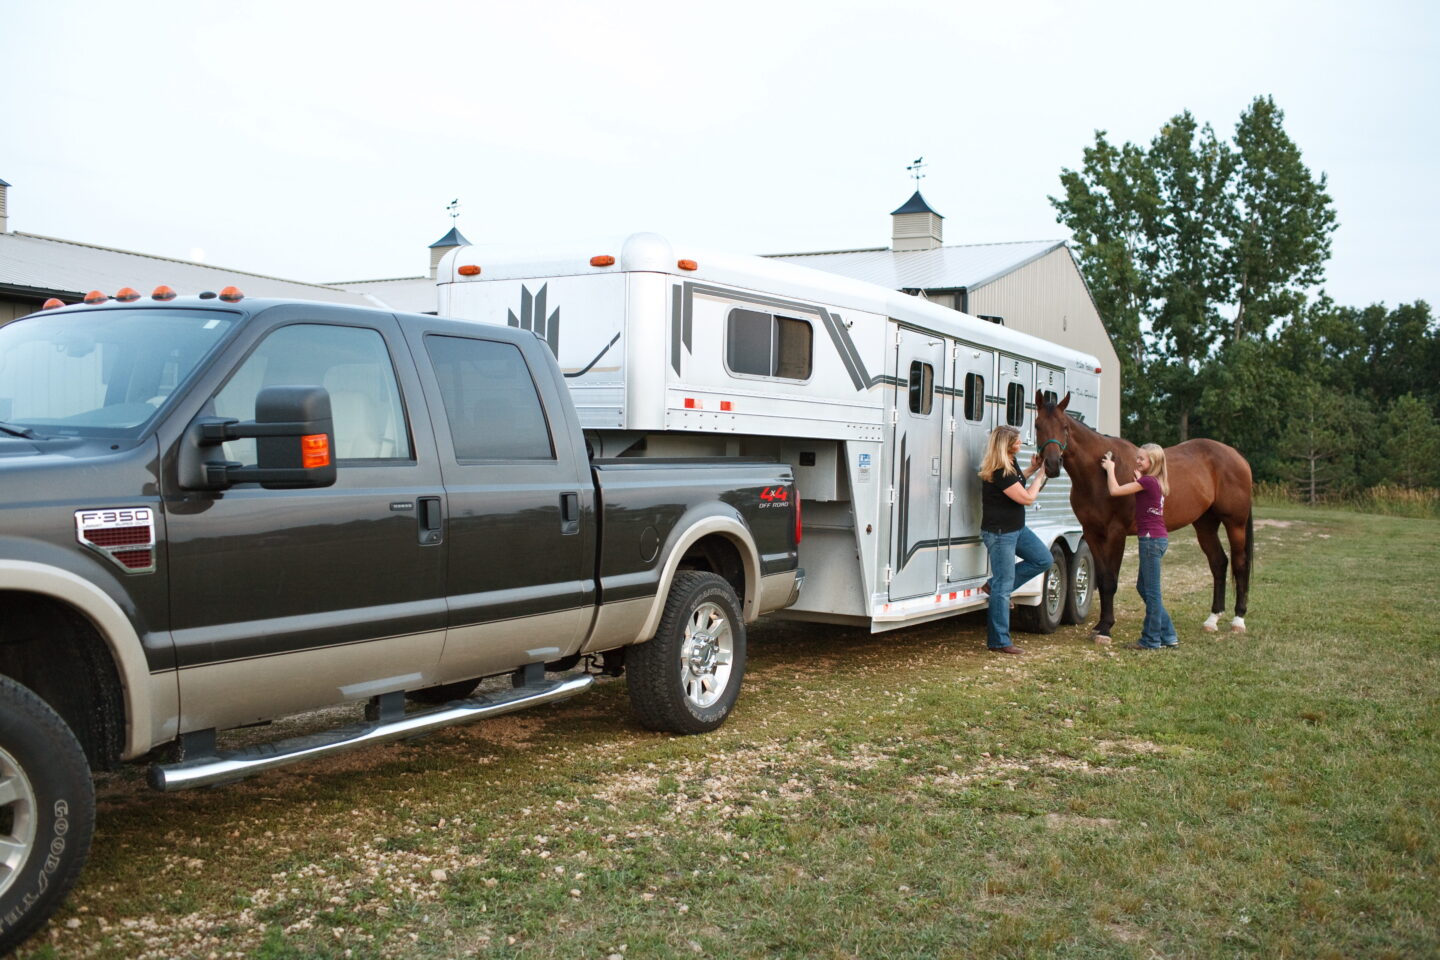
[179,385,338,491]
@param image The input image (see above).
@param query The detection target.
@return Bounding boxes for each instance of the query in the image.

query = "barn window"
[908,361,934,415]
[964,373,985,422]
[725,308,812,381]
[1006,382,1026,426]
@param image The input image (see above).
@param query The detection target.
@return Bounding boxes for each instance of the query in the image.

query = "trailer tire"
[1062,541,1095,625]
[0,675,95,956]
[1014,542,1066,635]
[628,572,746,734]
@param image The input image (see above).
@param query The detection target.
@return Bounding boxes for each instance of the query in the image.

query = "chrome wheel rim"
[0,746,38,900]
[1072,553,1092,611]
[1045,556,1065,617]
[680,601,734,709]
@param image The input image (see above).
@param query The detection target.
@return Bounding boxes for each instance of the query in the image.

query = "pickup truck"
[0,291,801,951]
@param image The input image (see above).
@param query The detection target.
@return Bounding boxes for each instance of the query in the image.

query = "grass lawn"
[22,505,1440,959]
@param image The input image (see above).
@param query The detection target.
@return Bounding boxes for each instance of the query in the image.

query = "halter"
[1040,438,1067,452]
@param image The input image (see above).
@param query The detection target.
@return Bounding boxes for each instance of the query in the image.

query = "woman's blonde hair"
[1140,443,1170,496]
[979,426,1021,479]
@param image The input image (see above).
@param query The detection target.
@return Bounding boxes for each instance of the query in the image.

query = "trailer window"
[1041,389,1058,407]
[725,308,812,381]
[963,373,985,422]
[1005,382,1026,427]
[907,361,934,415]
[424,335,555,461]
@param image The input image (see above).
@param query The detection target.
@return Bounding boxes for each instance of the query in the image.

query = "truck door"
[945,343,995,583]
[163,309,447,732]
[411,329,592,680]
[887,327,947,601]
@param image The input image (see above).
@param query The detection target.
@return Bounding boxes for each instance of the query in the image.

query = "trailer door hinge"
[945,488,955,505]
[886,485,896,505]
[891,409,898,425]
[883,565,893,585]
[943,560,952,579]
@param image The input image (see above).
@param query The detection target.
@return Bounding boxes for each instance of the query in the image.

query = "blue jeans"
[1136,535,1177,648]
[981,526,1052,649]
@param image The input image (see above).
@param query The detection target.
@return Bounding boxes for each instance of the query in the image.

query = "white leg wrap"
[1230,616,1246,633]
[1202,613,1220,632]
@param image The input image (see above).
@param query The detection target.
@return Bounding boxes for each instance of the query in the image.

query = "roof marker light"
[218,286,244,303]
[83,290,108,305]
[114,287,141,302]
[590,255,615,267]
[41,298,65,310]
[152,285,177,301]
[720,401,733,411]
[677,259,698,271]
[458,264,481,276]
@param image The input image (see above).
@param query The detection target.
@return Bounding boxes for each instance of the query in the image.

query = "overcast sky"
[2,0,1434,309]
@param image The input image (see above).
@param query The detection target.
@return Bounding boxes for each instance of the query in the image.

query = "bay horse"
[1033,391,1253,642]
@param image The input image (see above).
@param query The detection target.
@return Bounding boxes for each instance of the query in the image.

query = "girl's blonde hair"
[979,426,1021,479]
[1140,443,1170,496]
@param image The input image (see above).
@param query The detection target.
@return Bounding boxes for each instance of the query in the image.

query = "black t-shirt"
[981,460,1026,533]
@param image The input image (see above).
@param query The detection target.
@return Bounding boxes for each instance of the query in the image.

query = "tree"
[1381,394,1440,489]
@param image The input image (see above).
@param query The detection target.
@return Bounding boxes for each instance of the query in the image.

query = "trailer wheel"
[1062,542,1095,625]
[1014,543,1066,635]
[628,572,746,734]
[0,675,95,955]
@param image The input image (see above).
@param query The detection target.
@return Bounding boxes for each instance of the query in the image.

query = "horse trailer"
[436,232,1104,634]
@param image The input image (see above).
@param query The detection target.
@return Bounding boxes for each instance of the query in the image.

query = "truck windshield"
[0,308,238,437]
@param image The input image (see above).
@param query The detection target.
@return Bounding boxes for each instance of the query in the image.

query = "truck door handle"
[560,492,580,536]
[418,496,443,545]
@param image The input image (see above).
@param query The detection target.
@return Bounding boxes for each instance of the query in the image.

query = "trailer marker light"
[302,434,331,469]
[42,298,65,310]
[219,286,244,302]
[115,287,141,302]
[590,255,615,267]
[677,259,698,271]
[1095,366,1102,373]
[84,290,108,304]
[684,398,701,409]
[720,401,733,411]
[151,285,177,301]
[458,264,482,276]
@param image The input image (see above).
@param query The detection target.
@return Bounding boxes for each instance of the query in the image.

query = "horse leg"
[1224,510,1252,633]
[1089,531,1124,644]
[1193,513,1229,632]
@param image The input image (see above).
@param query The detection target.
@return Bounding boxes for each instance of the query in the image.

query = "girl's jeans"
[981,526,1053,649]
[1136,535,1177,648]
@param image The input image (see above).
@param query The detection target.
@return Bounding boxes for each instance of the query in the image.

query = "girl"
[978,425,1051,655]
[1101,443,1177,649]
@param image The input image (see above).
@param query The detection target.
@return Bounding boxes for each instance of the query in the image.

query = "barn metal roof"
[766,239,1068,292]
[0,231,371,305]
[331,276,438,314]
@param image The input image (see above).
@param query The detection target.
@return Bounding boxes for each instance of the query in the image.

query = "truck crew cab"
[0,290,801,950]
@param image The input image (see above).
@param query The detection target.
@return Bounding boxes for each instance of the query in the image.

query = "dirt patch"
[1254,518,1299,528]
[1044,813,1120,830]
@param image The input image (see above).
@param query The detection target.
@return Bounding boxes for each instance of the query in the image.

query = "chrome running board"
[149,673,594,792]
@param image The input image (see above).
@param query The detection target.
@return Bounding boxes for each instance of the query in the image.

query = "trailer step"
[149,673,595,792]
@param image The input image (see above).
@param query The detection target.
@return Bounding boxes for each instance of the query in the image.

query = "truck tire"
[0,675,95,955]
[1061,541,1095,625]
[1014,543,1066,635]
[627,571,746,734]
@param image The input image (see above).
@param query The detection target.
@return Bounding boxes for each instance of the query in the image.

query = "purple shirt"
[1134,474,1167,538]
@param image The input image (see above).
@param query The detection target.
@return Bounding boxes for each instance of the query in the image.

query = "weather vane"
[906,157,926,187]
[446,198,460,221]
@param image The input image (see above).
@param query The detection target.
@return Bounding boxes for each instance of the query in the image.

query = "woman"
[1101,443,1177,649]
[978,425,1051,655]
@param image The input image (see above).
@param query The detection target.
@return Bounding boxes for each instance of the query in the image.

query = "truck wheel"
[0,675,95,955]
[628,572,746,734]
[1014,543,1066,635]
[1061,542,1095,625]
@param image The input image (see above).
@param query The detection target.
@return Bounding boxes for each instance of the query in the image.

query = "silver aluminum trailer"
[436,232,1102,633]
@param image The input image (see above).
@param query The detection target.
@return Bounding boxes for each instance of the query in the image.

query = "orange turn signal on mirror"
[677,259,698,271]
[457,264,481,276]
[42,298,65,310]
[152,285,177,301]
[590,255,615,267]
[114,287,141,302]
[218,286,244,302]
[301,434,331,469]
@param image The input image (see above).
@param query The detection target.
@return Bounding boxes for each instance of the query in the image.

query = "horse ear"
[1058,392,1071,412]
[1034,389,1045,409]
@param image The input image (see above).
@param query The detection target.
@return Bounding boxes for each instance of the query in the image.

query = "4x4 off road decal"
[75,507,156,574]
[757,486,789,508]
[509,284,560,357]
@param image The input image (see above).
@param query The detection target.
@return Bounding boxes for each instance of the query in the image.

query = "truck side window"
[424,335,555,461]
[214,324,412,464]
[725,308,813,381]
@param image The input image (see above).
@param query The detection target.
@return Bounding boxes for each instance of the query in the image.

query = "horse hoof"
[1202,623,1219,633]
[1231,625,1247,634]
[1093,635,1111,645]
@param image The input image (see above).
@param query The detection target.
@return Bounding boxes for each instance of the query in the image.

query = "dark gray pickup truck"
[0,293,801,950]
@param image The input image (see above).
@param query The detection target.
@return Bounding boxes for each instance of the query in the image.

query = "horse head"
[1034,390,1072,479]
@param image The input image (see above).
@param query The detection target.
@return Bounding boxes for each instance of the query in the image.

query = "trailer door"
[945,343,995,582]
[888,328,947,601]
